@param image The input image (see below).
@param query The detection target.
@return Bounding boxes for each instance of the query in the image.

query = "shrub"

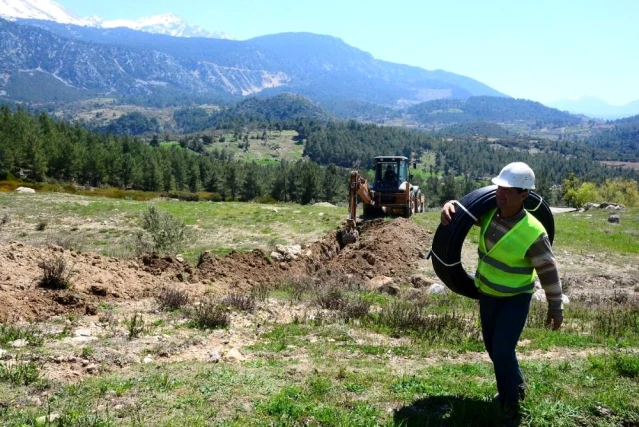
[189,299,230,329]
[163,191,200,202]
[378,300,427,331]
[222,293,256,312]
[254,195,278,204]
[35,220,48,231]
[204,192,223,202]
[0,213,9,226]
[276,274,315,302]
[313,287,345,310]
[127,313,145,340]
[612,351,639,378]
[0,360,43,386]
[155,286,189,311]
[340,296,371,321]
[251,283,270,301]
[0,322,44,347]
[38,257,75,290]
[137,206,189,255]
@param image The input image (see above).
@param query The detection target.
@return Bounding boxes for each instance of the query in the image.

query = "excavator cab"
[374,158,408,188]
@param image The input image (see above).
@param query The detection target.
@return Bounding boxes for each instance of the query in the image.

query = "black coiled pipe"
[429,185,555,299]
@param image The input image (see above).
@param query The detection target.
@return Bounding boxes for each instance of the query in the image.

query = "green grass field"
[209,130,304,164]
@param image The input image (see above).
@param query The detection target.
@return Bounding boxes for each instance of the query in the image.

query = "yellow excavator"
[343,156,424,244]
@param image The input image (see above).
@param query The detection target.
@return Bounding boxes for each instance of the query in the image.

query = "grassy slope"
[210,130,304,164]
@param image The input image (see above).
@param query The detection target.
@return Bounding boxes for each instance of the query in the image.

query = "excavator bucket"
[341,230,359,245]
[341,218,359,245]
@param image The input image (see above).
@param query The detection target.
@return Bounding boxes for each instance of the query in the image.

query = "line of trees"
[0,107,348,204]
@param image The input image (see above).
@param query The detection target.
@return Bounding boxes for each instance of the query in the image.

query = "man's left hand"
[546,312,563,330]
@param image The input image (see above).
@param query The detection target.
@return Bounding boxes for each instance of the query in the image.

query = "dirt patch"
[0,242,173,321]
[0,218,433,321]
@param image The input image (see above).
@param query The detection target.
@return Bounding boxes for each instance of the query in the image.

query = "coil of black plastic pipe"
[429,185,555,300]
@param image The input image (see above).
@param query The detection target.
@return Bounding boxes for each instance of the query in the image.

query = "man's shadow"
[393,395,502,427]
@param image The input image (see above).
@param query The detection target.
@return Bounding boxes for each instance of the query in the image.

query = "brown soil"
[0,218,433,321]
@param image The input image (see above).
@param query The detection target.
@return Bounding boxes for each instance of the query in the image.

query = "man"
[440,162,563,419]
[384,164,397,181]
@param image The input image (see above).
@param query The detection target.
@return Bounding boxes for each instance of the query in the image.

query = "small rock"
[10,339,28,348]
[223,348,246,362]
[403,288,424,300]
[85,364,98,374]
[85,304,98,315]
[608,215,620,224]
[411,275,433,289]
[378,283,400,295]
[63,336,97,344]
[36,414,60,425]
[208,349,221,363]
[143,356,153,364]
[427,283,448,295]
[90,285,108,296]
[369,276,394,289]
[15,186,36,194]
[75,328,92,337]
[55,294,82,306]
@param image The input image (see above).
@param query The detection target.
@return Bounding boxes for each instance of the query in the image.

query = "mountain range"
[0,16,505,107]
[547,97,639,120]
[0,0,232,38]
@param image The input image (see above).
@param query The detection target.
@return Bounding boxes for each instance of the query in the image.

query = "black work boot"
[500,401,521,426]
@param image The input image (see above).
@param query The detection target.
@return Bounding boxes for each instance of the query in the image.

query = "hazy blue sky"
[55,0,639,105]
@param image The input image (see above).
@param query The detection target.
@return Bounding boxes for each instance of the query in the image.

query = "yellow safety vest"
[474,208,546,297]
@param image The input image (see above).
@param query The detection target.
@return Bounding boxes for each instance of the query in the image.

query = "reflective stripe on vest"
[477,249,535,275]
[474,208,546,297]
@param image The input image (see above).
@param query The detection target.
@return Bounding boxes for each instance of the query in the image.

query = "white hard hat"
[491,162,535,189]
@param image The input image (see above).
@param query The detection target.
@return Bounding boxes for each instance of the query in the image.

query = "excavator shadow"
[393,395,500,427]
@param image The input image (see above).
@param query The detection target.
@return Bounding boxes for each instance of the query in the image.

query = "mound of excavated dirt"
[194,217,433,289]
[0,218,433,320]
[0,242,175,321]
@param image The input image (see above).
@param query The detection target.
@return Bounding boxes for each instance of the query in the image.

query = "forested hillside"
[408,96,583,128]
[435,122,512,138]
[173,94,331,134]
[585,115,639,160]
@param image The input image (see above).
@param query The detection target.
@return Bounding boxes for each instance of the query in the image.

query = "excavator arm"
[343,171,374,244]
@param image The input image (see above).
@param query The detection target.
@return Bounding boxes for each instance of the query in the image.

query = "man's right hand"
[441,201,457,225]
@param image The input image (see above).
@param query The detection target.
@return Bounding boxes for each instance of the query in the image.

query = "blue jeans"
[479,292,532,405]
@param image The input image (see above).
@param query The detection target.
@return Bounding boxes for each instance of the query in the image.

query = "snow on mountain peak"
[0,0,233,39]
[0,0,87,24]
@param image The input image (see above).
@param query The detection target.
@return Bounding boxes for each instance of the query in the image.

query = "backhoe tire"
[429,185,554,299]
[402,203,412,218]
